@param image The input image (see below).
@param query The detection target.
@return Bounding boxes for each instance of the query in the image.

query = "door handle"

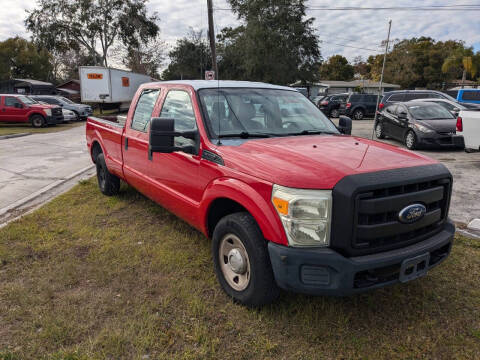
[124,137,128,150]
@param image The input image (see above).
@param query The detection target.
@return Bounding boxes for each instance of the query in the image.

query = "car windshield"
[60,97,74,104]
[198,88,339,138]
[19,96,38,105]
[407,104,455,120]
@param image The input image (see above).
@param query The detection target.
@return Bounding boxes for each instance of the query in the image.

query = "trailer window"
[131,89,160,132]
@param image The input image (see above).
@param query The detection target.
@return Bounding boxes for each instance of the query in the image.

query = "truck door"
[3,96,28,122]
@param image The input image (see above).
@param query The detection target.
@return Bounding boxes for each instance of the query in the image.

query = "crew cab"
[86,81,455,306]
[0,94,64,127]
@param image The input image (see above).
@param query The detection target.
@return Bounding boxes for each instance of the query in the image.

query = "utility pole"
[207,0,218,79]
[372,20,392,139]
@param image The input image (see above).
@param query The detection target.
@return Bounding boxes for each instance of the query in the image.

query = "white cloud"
[1,0,479,62]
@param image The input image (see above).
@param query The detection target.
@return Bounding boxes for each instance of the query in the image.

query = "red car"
[86,80,454,306]
[0,94,64,127]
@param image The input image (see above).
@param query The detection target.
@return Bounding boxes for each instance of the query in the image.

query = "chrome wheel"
[330,109,339,118]
[375,123,383,138]
[219,233,250,291]
[353,110,364,120]
[406,131,416,149]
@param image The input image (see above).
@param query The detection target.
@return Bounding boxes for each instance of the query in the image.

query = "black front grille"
[331,164,453,257]
[52,108,62,116]
[353,178,451,250]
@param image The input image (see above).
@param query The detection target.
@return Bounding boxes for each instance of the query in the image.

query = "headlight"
[44,108,52,116]
[414,124,434,133]
[272,185,332,247]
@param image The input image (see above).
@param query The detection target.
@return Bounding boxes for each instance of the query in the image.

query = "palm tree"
[442,51,477,87]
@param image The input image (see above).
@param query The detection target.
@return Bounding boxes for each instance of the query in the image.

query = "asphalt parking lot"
[333,118,480,225]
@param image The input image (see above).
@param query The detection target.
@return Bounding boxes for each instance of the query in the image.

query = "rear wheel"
[96,153,120,196]
[375,122,385,139]
[352,109,364,120]
[330,108,339,118]
[405,130,417,150]
[31,114,45,128]
[212,212,280,307]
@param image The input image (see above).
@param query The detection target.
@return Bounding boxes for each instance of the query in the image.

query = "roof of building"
[13,78,54,86]
[145,80,295,91]
[291,80,400,89]
[57,87,79,94]
[56,79,80,87]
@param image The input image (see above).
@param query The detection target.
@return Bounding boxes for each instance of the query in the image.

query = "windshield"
[198,88,339,138]
[19,96,38,105]
[407,104,455,120]
[60,96,74,104]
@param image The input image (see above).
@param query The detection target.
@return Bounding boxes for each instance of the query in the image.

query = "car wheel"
[375,122,385,139]
[72,111,80,121]
[330,109,339,118]
[405,130,417,150]
[96,153,120,196]
[353,109,364,120]
[30,114,46,128]
[212,212,280,307]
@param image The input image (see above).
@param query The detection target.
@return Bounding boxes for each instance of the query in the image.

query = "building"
[56,79,81,102]
[291,80,400,98]
[0,79,57,95]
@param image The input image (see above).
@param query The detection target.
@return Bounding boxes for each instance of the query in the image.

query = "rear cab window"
[4,96,22,107]
[131,89,161,132]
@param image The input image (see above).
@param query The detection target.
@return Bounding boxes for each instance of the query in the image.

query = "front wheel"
[405,130,417,150]
[31,114,45,128]
[96,153,120,196]
[352,109,364,120]
[212,212,280,307]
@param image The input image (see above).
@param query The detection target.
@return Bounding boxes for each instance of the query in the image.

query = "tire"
[352,109,364,120]
[30,114,46,128]
[72,111,80,121]
[375,122,385,139]
[405,130,417,150]
[212,212,280,307]
[330,109,339,118]
[96,153,120,196]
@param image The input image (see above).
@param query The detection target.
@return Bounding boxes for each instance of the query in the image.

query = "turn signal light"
[456,117,463,132]
[272,197,289,215]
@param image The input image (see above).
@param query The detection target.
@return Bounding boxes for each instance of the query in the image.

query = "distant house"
[291,80,400,98]
[56,79,81,102]
[0,79,57,95]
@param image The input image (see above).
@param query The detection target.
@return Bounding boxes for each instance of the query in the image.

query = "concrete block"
[467,219,480,231]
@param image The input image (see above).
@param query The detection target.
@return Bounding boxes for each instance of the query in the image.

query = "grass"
[0,178,479,359]
[0,122,84,136]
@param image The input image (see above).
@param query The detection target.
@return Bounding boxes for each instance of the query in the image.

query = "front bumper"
[268,220,454,296]
[46,115,64,125]
[417,133,464,149]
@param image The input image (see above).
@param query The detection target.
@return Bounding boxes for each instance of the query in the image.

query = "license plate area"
[399,252,430,283]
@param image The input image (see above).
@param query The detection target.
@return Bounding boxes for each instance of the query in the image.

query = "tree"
[353,56,370,78]
[161,30,211,80]
[217,0,321,84]
[442,51,477,86]
[25,0,159,67]
[319,55,354,80]
[0,37,53,81]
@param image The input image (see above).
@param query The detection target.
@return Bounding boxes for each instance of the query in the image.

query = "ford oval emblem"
[398,204,426,224]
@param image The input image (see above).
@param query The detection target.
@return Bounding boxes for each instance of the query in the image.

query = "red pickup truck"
[0,94,64,127]
[86,81,454,306]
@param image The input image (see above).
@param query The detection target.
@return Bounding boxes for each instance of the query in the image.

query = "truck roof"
[144,80,296,91]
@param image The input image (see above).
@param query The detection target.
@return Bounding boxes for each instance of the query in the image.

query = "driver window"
[5,97,22,108]
[160,90,197,147]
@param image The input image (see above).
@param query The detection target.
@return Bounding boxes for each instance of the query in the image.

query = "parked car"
[375,101,464,150]
[379,90,457,111]
[318,93,348,118]
[0,94,63,127]
[312,95,326,107]
[457,110,480,152]
[456,89,480,105]
[62,108,78,122]
[409,98,480,117]
[30,95,92,120]
[339,93,379,120]
[87,80,454,306]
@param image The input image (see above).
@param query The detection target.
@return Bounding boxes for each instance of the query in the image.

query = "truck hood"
[217,135,436,189]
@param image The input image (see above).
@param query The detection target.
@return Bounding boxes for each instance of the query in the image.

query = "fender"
[199,177,288,246]
[88,124,124,178]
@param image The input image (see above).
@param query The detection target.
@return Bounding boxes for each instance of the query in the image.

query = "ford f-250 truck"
[0,94,64,127]
[86,80,454,306]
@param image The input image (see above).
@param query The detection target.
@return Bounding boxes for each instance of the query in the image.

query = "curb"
[467,218,480,231]
[0,164,95,217]
[0,133,31,140]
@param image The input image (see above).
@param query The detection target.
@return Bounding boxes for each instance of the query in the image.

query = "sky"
[1,0,479,64]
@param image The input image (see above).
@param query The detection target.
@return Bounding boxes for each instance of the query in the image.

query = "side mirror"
[148,117,198,160]
[338,115,352,135]
[398,112,408,120]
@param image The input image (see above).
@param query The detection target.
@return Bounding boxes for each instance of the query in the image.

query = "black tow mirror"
[338,115,352,135]
[148,117,198,160]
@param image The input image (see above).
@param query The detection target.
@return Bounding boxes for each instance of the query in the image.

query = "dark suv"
[318,93,348,118]
[379,90,456,112]
[30,95,93,120]
[339,94,379,120]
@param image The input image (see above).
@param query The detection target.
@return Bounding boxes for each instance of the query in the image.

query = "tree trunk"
[462,69,466,88]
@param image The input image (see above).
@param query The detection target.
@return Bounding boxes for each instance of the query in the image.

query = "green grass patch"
[0,178,479,359]
[0,122,84,136]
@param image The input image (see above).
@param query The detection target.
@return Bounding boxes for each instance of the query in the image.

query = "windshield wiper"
[218,131,272,139]
[286,130,336,136]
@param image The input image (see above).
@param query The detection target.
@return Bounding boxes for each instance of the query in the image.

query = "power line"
[320,40,383,53]
[214,4,480,11]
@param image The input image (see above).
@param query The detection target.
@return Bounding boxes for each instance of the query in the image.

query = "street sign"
[205,71,215,80]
